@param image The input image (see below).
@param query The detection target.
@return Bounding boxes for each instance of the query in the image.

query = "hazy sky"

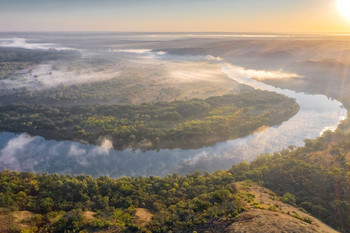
[0,0,350,32]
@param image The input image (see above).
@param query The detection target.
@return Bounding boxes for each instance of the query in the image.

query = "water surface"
[0,62,346,177]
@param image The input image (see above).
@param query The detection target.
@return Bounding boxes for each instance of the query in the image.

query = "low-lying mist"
[0,38,75,51]
[0,38,303,106]
[0,33,349,177]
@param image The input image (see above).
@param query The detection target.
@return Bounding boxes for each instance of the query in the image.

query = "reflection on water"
[0,64,347,177]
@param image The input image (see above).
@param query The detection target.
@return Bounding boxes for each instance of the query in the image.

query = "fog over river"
[0,33,347,177]
[0,65,346,177]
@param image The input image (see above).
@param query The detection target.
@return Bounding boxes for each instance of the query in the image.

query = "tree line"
[0,90,299,150]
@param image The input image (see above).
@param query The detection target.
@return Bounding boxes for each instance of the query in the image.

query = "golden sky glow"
[0,0,350,32]
[338,0,350,21]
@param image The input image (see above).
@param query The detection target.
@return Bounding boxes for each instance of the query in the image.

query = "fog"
[0,39,237,98]
[0,63,121,93]
[0,37,74,51]
[0,32,349,177]
[0,75,345,177]
[233,66,301,81]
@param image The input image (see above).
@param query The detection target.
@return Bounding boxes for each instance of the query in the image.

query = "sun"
[338,0,350,20]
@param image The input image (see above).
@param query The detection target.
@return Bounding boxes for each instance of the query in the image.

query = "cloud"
[225,65,301,80]
[108,49,166,56]
[108,49,152,54]
[0,133,36,170]
[100,138,113,150]
[0,38,74,51]
[156,51,167,55]
[206,55,223,61]
[181,151,210,166]
[68,144,86,157]
[148,34,291,39]
[90,138,113,155]
[0,133,35,158]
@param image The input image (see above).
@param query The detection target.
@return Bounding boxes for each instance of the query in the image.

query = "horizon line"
[0,31,350,35]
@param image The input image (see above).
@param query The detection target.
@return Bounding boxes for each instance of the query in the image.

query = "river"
[0,61,347,177]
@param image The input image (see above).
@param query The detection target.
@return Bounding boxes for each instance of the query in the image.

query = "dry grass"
[132,208,153,227]
[228,182,339,233]
[0,211,35,233]
[83,211,96,221]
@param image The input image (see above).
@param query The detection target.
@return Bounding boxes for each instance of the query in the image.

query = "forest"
[0,112,349,232]
[0,90,299,150]
[0,47,77,80]
[0,37,349,233]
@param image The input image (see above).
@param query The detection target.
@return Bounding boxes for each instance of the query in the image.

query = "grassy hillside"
[230,112,350,232]
[0,176,338,233]
[0,111,349,232]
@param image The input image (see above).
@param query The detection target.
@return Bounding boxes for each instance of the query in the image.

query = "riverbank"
[0,91,299,151]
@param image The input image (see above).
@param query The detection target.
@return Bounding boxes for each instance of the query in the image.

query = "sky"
[0,0,350,33]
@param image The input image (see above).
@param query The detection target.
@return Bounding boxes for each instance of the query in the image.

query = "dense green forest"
[0,170,243,233]
[0,43,348,233]
[0,112,349,232]
[0,91,299,150]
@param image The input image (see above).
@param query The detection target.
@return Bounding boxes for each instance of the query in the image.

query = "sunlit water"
[0,33,347,177]
[0,62,346,177]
